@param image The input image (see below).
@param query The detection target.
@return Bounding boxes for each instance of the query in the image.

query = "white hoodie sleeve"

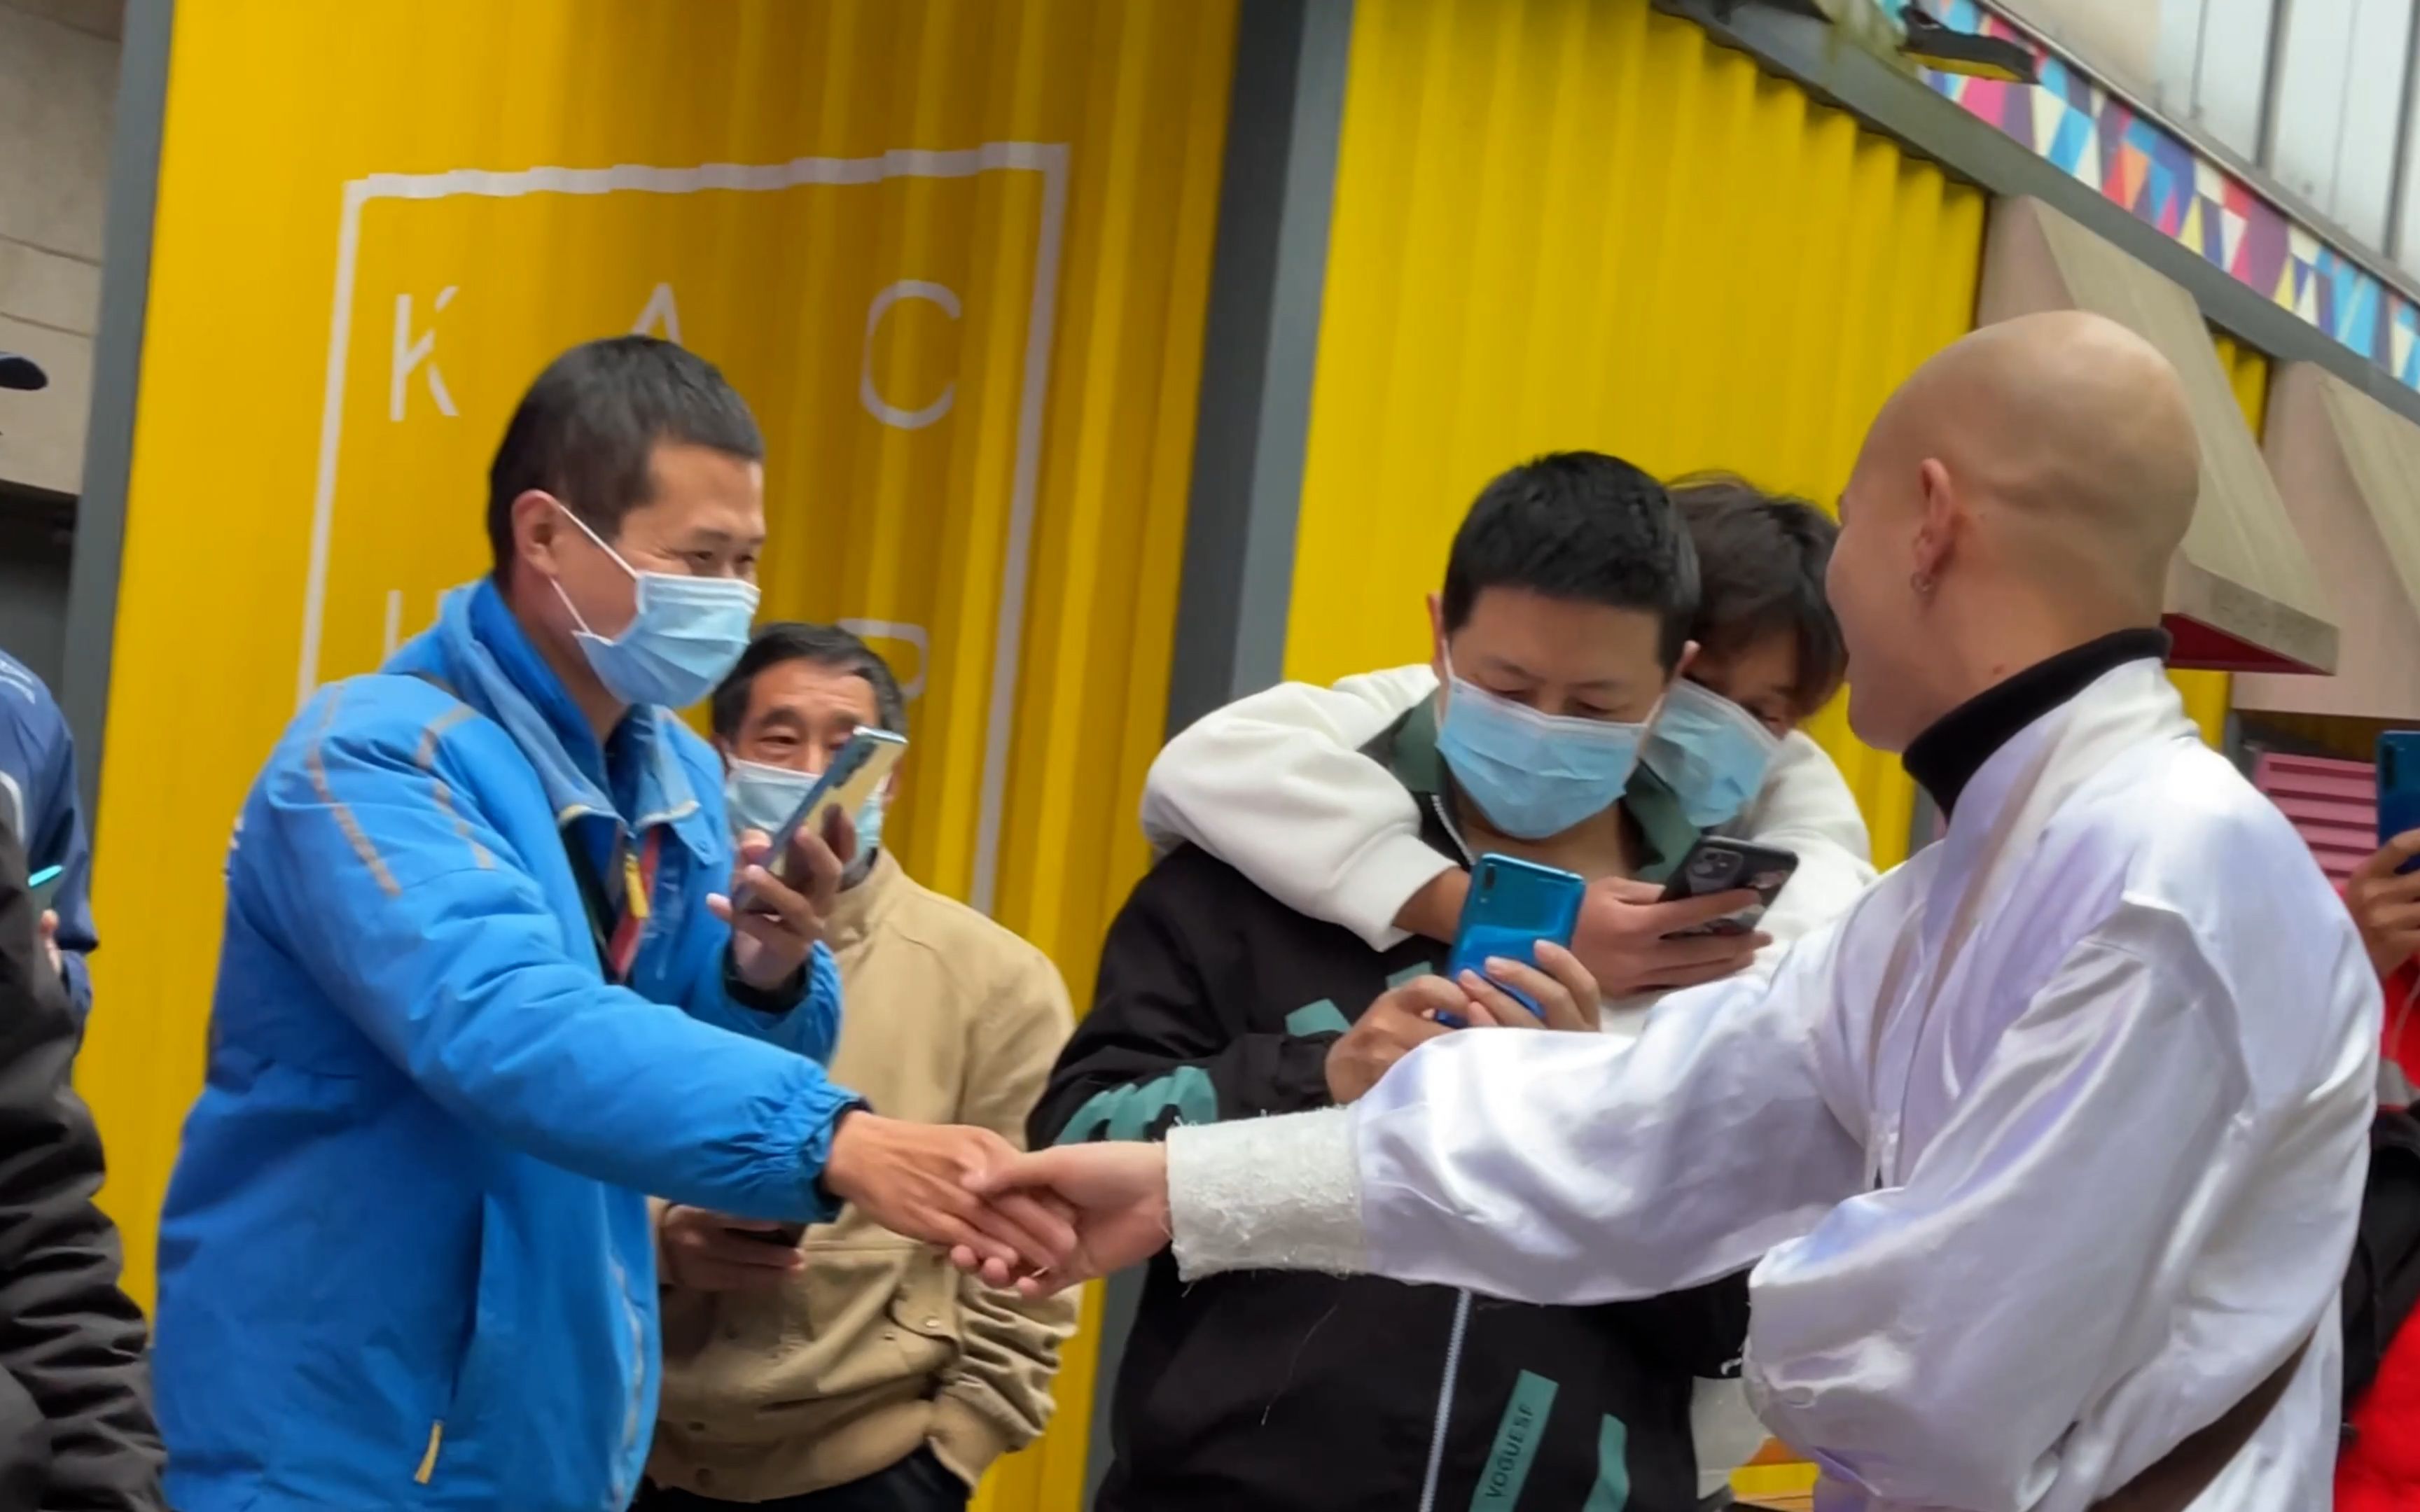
[1143,671,1880,959]
[1140,665,1450,950]
[1726,732,1878,956]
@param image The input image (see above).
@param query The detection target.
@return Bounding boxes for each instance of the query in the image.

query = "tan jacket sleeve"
[926,947,1081,1485]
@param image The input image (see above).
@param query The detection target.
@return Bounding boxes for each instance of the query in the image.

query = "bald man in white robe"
[961,312,2379,1511]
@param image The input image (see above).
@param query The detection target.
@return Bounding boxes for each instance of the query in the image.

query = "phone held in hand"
[743,1222,807,1247]
[1657,836,1800,939]
[1444,854,1586,1021]
[2381,732,2420,875]
[758,728,909,888]
[25,864,62,916]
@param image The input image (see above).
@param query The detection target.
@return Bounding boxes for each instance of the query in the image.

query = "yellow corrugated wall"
[2172,331,2272,747]
[77,5,1235,1508]
[1284,0,1984,873]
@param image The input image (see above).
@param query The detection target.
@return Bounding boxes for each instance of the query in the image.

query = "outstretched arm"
[1741,905,2365,1507]
[251,693,1070,1273]
[1142,667,1778,988]
[1169,932,1865,1299]
[967,925,1868,1301]
[1141,666,1445,948]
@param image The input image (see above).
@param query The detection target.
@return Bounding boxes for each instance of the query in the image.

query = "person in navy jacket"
[0,648,95,1022]
[0,352,91,1021]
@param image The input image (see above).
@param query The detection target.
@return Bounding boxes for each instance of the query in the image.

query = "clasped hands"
[674,946,1602,1298]
[943,943,1601,1298]
[659,1111,1137,1296]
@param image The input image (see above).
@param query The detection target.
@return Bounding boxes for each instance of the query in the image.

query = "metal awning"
[2235,361,2420,719]
[1976,197,2338,676]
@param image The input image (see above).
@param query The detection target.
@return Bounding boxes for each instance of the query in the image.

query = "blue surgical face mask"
[1644,679,1784,828]
[722,757,889,858]
[723,758,814,836]
[551,503,758,709]
[1435,675,1655,841]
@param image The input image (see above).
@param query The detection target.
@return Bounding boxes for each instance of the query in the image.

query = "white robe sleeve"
[1727,732,1877,955]
[1744,903,2280,1510]
[1139,665,1447,948]
[1167,921,1869,1298]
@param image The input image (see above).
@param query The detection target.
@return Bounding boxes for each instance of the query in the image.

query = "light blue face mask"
[551,503,758,709]
[1645,679,1783,829]
[1435,675,1655,841]
[722,758,889,857]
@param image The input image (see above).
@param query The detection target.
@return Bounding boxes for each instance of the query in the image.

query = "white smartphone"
[760,728,907,885]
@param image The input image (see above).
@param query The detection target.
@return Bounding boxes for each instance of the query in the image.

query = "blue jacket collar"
[387,580,718,860]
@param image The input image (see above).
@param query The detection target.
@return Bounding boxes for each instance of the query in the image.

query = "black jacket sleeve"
[1029,851,1336,1149]
[1607,1269,1752,1382]
[0,822,165,1511]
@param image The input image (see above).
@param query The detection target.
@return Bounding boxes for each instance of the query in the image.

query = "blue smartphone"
[2381,732,2420,874]
[1442,854,1585,1022]
[25,864,62,914]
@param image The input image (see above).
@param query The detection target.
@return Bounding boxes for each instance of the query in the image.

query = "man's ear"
[1427,593,1450,682]
[513,489,571,582]
[1911,457,1962,582]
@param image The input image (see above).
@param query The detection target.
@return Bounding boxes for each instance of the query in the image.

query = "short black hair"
[1669,472,1847,715]
[1440,451,1698,668]
[486,335,764,578]
[710,622,908,743]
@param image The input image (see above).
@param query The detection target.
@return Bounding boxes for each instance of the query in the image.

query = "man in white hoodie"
[1138,475,1870,1504]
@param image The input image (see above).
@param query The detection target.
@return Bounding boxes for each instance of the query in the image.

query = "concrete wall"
[0,0,120,497]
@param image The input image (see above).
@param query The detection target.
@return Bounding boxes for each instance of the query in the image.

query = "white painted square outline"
[298,144,1071,911]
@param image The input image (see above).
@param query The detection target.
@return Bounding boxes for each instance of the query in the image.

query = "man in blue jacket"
[153,337,1069,1512]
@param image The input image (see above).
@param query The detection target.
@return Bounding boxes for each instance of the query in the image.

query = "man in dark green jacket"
[1032,452,1748,1512]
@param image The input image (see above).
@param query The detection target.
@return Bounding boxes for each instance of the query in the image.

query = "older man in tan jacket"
[639,624,1077,1512]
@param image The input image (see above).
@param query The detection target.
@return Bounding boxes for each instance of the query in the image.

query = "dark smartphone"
[1444,854,1586,1020]
[1657,837,1800,938]
[742,1222,807,1247]
[25,864,63,915]
[2381,732,2420,874]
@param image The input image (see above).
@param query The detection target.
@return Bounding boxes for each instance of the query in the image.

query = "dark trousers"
[636,1448,970,1512]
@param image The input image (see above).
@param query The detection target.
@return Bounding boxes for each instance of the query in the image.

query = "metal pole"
[1094,0,1354,1506]
[61,0,176,821]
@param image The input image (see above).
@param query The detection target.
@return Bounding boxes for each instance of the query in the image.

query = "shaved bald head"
[1827,311,2199,751]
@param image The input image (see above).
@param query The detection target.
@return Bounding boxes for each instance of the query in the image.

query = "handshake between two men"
[660,940,1606,1298]
[962,942,1602,1294]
